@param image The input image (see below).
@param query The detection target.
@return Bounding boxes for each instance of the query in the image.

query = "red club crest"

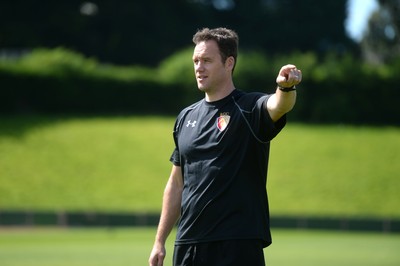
[217,113,230,132]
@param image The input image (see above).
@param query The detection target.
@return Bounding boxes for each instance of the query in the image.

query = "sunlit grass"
[0,115,399,218]
[0,116,174,212]
[268,124,400,218]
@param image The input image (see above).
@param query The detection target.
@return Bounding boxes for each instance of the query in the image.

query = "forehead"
[193,40,220,58]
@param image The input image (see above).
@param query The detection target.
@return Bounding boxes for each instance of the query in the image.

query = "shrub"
[0,47,399,125]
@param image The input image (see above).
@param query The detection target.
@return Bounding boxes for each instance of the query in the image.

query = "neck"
[205,83,236,102]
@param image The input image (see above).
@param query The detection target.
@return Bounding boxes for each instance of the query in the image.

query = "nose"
[195,61,204,73]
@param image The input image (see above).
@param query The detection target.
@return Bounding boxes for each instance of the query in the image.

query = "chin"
[197,85,208,92]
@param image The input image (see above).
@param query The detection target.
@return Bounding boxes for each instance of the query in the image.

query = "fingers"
[157,254,164,266]
[149,256,164,266]
[149,252,163,266]
[288,68,302,83]
[276,64,302,87]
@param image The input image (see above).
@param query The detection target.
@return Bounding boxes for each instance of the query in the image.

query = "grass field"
[0,115,399,218]
[0,228,399,266]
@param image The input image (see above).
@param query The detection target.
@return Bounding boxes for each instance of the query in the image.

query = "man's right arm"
[149,165,183,266]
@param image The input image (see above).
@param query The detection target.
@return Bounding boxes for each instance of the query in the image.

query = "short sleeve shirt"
[170,89,286,247]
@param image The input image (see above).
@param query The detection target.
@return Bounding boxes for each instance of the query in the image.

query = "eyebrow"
[193,54,213,61]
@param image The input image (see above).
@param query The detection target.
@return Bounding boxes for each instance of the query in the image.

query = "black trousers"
[173,239,266,266]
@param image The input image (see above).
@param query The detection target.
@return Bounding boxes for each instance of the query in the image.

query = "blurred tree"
[0,0,357,65]
[189,0,357,56]
[0,0,201,65]
[361,0,400,63]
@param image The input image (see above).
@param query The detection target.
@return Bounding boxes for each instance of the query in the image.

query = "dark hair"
[192,27,239,72]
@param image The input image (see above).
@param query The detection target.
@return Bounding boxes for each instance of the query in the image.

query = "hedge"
[1,47,399,125]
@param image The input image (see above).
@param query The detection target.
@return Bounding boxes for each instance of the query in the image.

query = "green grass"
[0,115,399,218]
[265,229,400,266]
[268,124,400,218]
[0,228,399,266]
[0,115,174,212]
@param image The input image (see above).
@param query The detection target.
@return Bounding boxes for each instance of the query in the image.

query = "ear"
[226,56,235,71]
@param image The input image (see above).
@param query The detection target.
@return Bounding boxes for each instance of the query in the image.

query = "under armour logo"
[186,120,197,127]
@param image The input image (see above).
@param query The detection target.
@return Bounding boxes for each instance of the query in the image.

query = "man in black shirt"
[149,27,302,266]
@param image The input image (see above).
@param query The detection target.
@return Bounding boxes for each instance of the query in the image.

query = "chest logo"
[216,113,230,132]
[186,120,197,128]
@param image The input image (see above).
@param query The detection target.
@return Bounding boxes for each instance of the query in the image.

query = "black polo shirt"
[170,89,286,247]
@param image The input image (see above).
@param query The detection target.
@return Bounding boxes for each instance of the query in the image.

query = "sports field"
[0,116,399,265]
[0,228,399,266]
[0,116,399,218]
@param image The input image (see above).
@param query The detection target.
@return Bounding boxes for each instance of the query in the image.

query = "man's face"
[192,40,231,93]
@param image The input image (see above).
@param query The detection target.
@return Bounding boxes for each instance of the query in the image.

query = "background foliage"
[0,0,355,66]
[1,1,399,124]
[1,47,399,125]
[0,1,399,222]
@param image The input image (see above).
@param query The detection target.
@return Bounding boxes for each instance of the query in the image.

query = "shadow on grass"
[0,115,66,138]
[0,114,171,138]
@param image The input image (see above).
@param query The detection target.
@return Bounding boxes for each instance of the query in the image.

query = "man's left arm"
[266,64,302,122]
